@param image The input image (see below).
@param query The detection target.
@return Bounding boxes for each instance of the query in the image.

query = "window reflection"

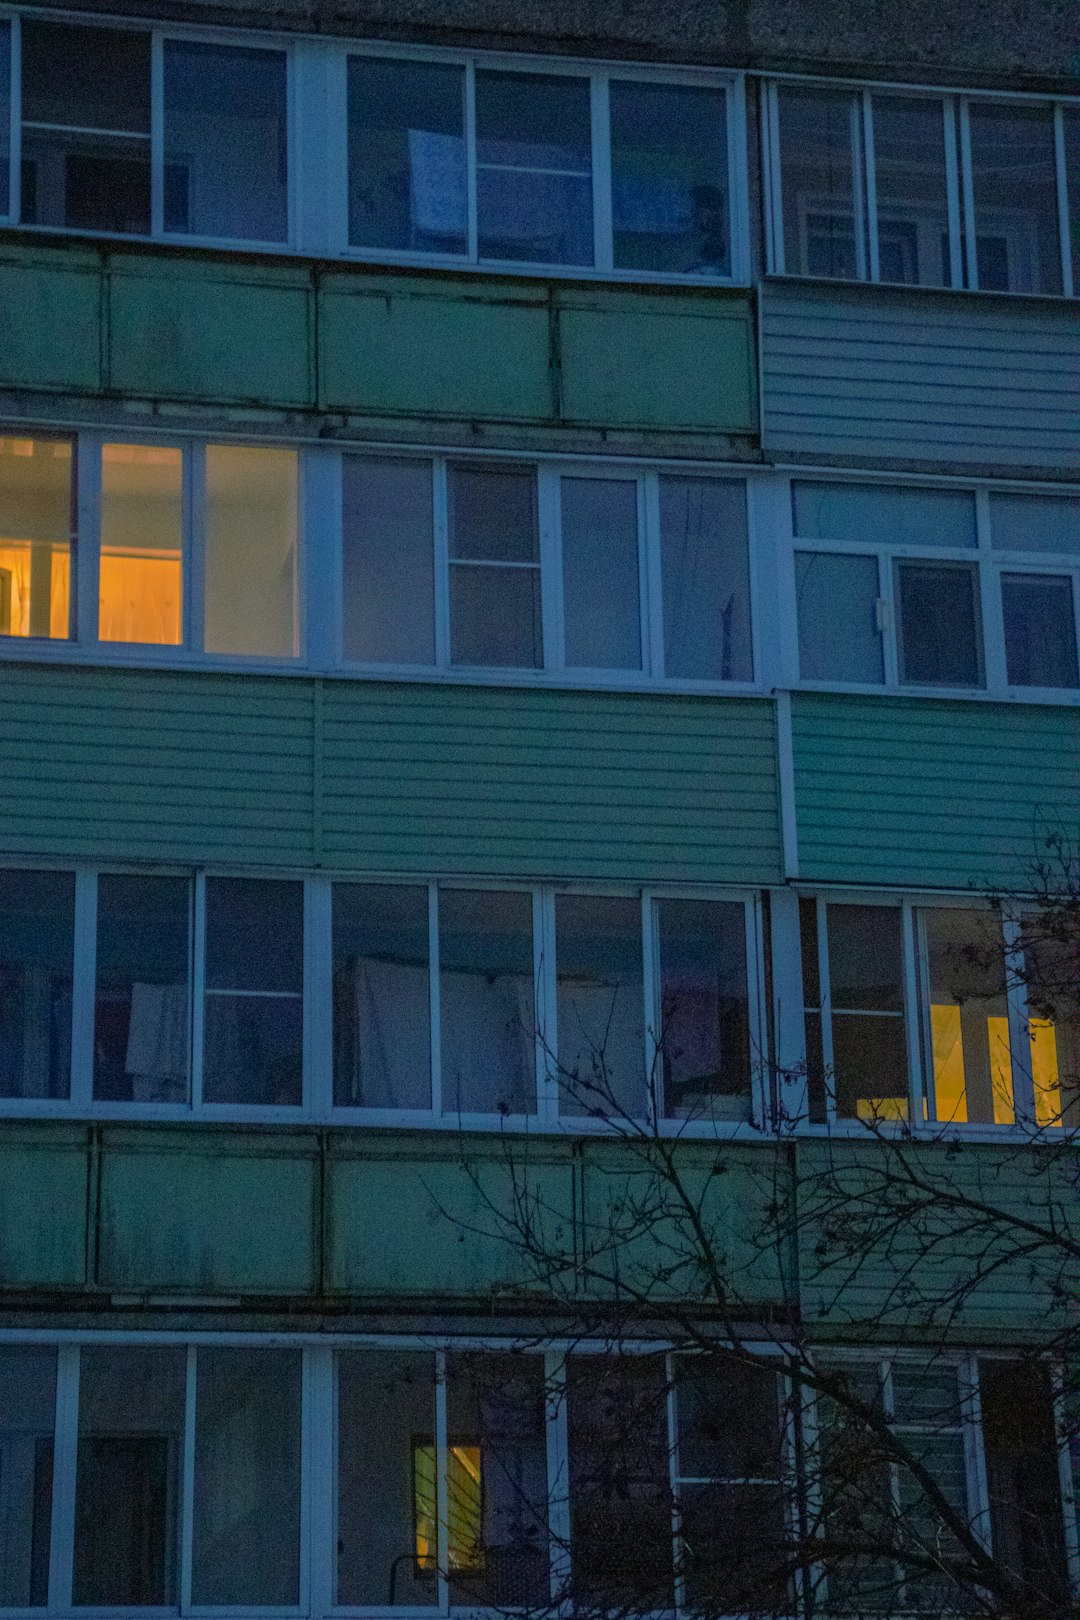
[969,103,1062,294]
[610,81,729,275]
[348,57,466,254]
[659,477,750,681]
[99,444,183,646]
[778,87,859,278]
[871,96,952,288]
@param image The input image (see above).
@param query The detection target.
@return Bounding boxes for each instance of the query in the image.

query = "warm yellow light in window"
[99,444,183,646]
[98,550,182,645]
[1029,1018,1063,1128]
[414,1441,483,1574]
[855,1096,909,1121]
[0,540,70,638]
[987,1015,1015,1125]
[931,1003,967,1122]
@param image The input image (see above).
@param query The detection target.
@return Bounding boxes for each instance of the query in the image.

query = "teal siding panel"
[0,665,315,866]
[761,281,1080,471]
[0,243,101,392]
[98,1128,318,1295]
[109,260,314,407]
[792,693,1080,888]
[558,289,756,432]
[0,1125,87,1289]
[321,684,782,883]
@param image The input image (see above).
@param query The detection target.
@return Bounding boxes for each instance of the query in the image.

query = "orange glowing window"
[0,436,74,640]
[99,444,183,646]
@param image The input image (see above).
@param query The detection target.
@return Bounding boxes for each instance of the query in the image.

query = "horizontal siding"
[792,693,1080,889]
[761,280,1080,471]
[0,666,781,883]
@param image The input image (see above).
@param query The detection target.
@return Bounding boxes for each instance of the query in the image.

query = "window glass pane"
[0,1348,55,1606]
[476,71,592,265]
[164,42,287,242]
[925,909,1012,1125]
[203,877,303,1106]
[660,477,750,680]
[979,1361,1070,1607]
[827,906,907,1121]
[778,87,858,278]
[0,436,74,641]
[333,883,430,1110]
[658,899,750,1121]
[445,1354,549,1606]
[99,445,183,645]
[562,478,641,669]
[94,875,190,1104]
[870,95,952,288]
[1002,574,1078,688]
[0,869,73,1100]
[21,22,150,233]
[796,551,884,683]
[343,457,434,664]
[348,57,466,253]
[192,1349,301,1605]
[568,1357,673,1609]
[440,889,535,1115]
[793,481,977,548]
[1020,917,1080,1129]
[969,103,1062,294]
[895,560,982,687]
[0,22,10,216]
[610,81,729,275]
[990,492,1079,554]
[337,1350,437,1606]
[556,894,645,1119]
[204,446,297,657]
[1067,109,1080,294]
[74,1346,185,1605]
[448,465,541,667]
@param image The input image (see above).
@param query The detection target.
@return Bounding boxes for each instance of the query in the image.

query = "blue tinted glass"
[475,71,592,265]
[0,23,9,216]
[969,102,1061,295]
[795,551,884,683]
[203,878,302,1106]
[793,482,977,548]
[348,57,465,253]
[778,88,857,278]
[93,875,190,1104]
[164,41,287,241]
[0,868,73,1099]
[990,493,1079,555]
[610,81,729,276]
[1002,574,1078,689]
[895,559,982,686]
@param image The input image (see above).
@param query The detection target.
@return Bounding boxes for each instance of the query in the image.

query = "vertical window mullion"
[863,90,880,282]
[942,97,965,290]
[432,458,451,669]
[191,872,206,1112]
[538,466,564,672]
[70,869,97,1109]
[1003,910,1036,1126]
[900,898,924,1128]
[9,12,20,223]
[465,61,478,264]
[435,1349,450,1614]
[766,81,784,275]
[913,908,937,1122]
[959,1352,994,1557]
[544,1349,571,1603]
[976,489,1007,695]
[729,73,752,284]
[179,1344,197,1610]
[47,1343,79,1613]
[641,892,660,1127]
[1053,103,1073,299]
[75,432,100,647]
[850,94,868,282]
[429,882,442,1117]
[187,442,206,654]
[590,73,613,273]
[816,899,836,1124]
[150,32,164,237]
[643,472,665,679]
[959,99,978,289]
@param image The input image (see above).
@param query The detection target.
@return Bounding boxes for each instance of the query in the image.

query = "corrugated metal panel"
[792,693,1080,889]
[0,242,101,393]
[761,280,1080,471]
[0,1123,88,1289]
[321,684,782,883]
[0,665,315,867]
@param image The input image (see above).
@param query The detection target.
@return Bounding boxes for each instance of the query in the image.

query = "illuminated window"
[1019,922,1080,1129]
[0,436,74,640]
[413,1441,484,1575]
[923,909,1013,1125]
[99,445,183,646]
[204,446,298,658]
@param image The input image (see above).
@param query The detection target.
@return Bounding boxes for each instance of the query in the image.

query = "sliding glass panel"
[0,868,73,1100]
[969,103,1062,295]
[94,874,190,1103]
[924,909,1012,1125]
[1020,918,1080,1128]
[1001,574,1078,689]
[74,1346,185,1605]
[203,877,303,1106]
[979,1361,1071,1606]
[0,1348,55,1605]
[1067,109,1080,293]
[871,95,952,287]
[796,552,884,683]
[827,905,908,1120]
[657,898,750,1121]
[777,87,859,278]
[164,42,288,242]
[567,1356,673,1609]
[333,882,431,1110]
[561,478,641,670]
[445,1354,549,1607]
[192,1348,301,1605]
[99,445,183,645]
[348,57,466,254]
[556,893,645,1118]
[989,492,1079,554]
[440,889,535,1115]
[610,81,729,275]
[895,559,982,687]
[0,22,10,217]
[448,464,541,668]
[659,476,750,680]
[476,71,593,265]
[793,481,977,548]
[336,1350,437,1606]
[342,456,434,664]
[204,445,297,657]
[0,435,74,640]
[21,21,150,233]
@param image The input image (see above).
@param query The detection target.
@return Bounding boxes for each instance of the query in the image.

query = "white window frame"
[763,75,1079,299]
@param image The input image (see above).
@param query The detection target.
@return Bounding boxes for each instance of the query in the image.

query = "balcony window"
[204,446,298,658]
[1001,574,1078,689]
[610,81,729,275]
[448,465,542,668]
[870,95,953,288]
[342,456,434,665]
[20,21,151,234]
[0,868,73,1100]
[969,103,1062,295]
[333,882,431,1111]
[777,87,860,279]
[0,22,10,217]
[894,559,982,687]
[561,477,641,670]
[98,445,183,646]
[980,1360,1071,1606]
[657,898,751,1121]
[1019,919,1080,1128]
[93,874,190,1104]
[0,1348,55,1605]
[556,893,645,1119]
[163,41,288,243]
[439,888,536,1116]
[475,70,593,266]
[659,476,751,681]
[0,436,74,641]
[202,877,303,1107]
[923,909,1013,1126]
[796,552,884,683]
[348,57,466,254]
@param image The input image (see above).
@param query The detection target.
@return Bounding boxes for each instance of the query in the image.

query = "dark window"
[980,1360,1070,1610]
[0,868,73,1100]
[895,560,983,687]
[203,878,303,1106]
[93,875,190,1103]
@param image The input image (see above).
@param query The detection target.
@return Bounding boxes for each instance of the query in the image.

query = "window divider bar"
[428,882,442,1116]
[767,82,784,275]
[1052,1362,1080,1588]
[1053,103,1073,300]
[862,90,880,282]
[47,1343,79,1612]
[540,887,560,1117]
[879,551,900,687]
[911,908,937,1123]
[942,96,965,290]
[591,73,613,273]
[432,458,451,669]
[70,870,97,1109]
[850,93,868,283]
[976,491,1008,695]
[179,1343,197,1608]
[747,891,772,1127]
[730,73,753,285]
[958,99,978,290]
[150,32,164,237]
[960,1353,994,1556]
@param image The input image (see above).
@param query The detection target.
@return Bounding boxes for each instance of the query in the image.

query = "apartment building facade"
[0,0,1077,1611]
